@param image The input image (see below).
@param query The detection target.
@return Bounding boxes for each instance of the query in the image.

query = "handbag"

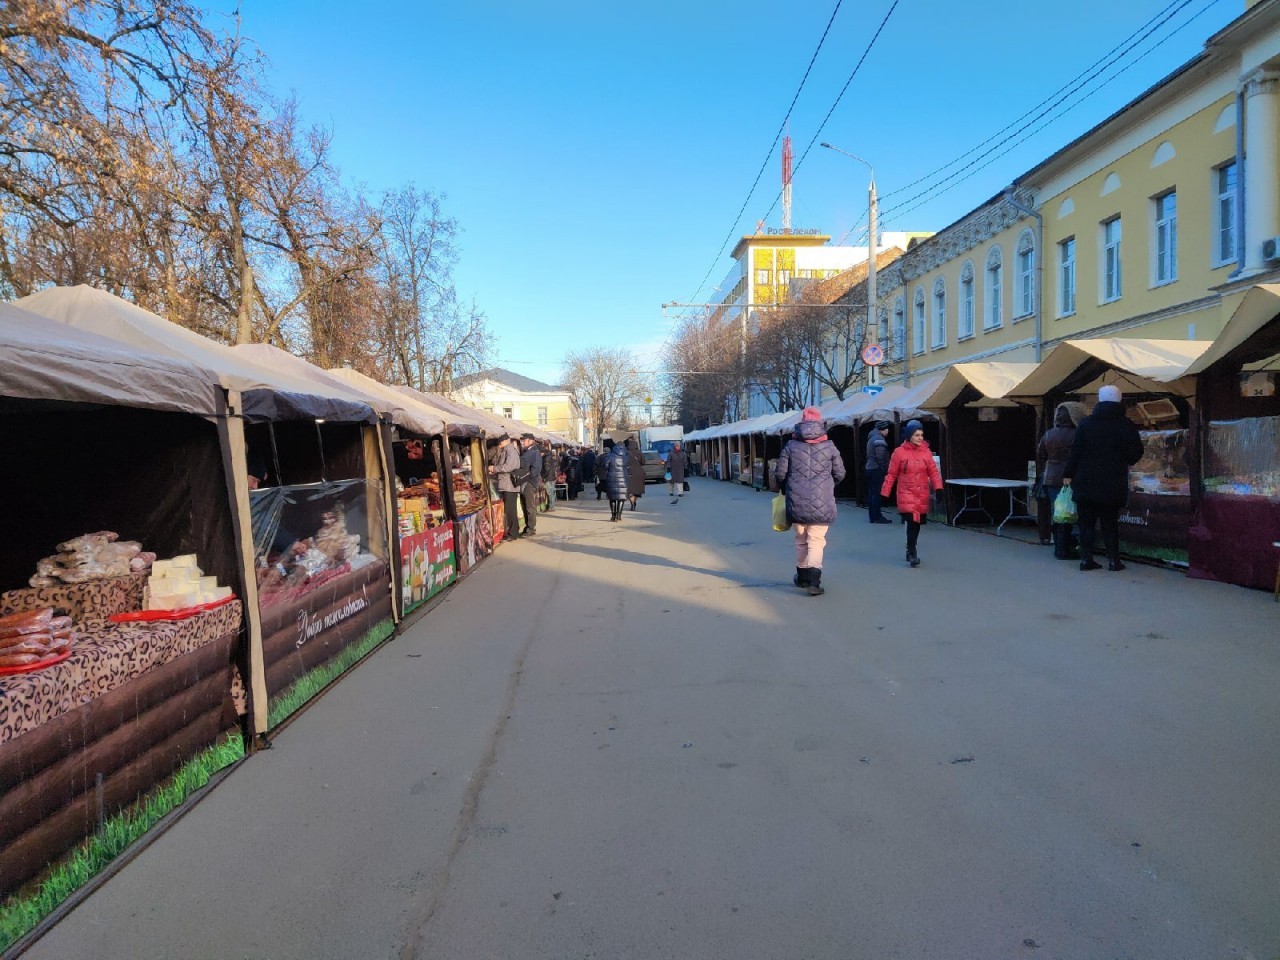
[771,493,791,532]
[1052,486,1078,524]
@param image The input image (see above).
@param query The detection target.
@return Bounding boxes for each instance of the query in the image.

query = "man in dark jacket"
[864,421,892,523]
[774,407,847,596]
[540,440,557,513]
[518,434,542,536]
[488,436,522,541]
[1063,384,1143,572]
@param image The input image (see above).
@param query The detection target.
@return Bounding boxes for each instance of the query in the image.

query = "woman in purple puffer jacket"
[774,407,846,596]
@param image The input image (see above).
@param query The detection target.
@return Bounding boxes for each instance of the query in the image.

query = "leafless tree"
[562,347,646,443]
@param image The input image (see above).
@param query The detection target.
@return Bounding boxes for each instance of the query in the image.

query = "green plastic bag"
[772,493,791,532]
[1052,486,1078,524]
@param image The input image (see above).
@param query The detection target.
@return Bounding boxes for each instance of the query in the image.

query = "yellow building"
[858,0,1280,385]
[450,368,586,443]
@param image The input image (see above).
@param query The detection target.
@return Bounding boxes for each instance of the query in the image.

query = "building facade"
[840,0,1280,387]
[451,368,586,443]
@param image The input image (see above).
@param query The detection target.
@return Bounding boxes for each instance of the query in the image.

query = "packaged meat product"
[0,637,52,655]
[0,653,44,667]
[0,609,54,631]
[48,615,73,632]
[129,552,157,572]
[0,621,56,640]
[56,531,119,552]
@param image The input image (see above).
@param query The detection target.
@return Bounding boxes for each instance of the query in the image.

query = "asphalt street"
[21,478,1280,960]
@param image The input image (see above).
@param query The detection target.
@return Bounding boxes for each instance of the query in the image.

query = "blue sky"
[235,0,1237,388]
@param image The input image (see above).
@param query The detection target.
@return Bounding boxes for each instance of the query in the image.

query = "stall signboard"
[454,510,495,576]
[1118,429,1192,564]
[400,521,457,613]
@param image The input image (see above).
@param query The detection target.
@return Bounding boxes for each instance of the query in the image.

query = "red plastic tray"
[0,647,72,676]
[108,593,236,624]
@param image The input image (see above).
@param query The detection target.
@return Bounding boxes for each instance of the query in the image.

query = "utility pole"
[867,176,879,387]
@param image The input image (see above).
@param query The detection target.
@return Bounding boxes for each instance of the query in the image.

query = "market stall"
[18,286,394,734]
[1181,285,1280,590]
[920,363,1040,530]
[0,305,245,897]
[1010,338,1211,564]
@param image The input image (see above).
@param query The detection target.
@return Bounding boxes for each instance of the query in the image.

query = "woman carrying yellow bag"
[772,493,791,532]
[773,407,846,596]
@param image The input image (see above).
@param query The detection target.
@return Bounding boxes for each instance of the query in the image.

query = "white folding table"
[945,478,1037,536]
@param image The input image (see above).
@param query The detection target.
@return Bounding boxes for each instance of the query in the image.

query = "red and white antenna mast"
[781,135,793,234]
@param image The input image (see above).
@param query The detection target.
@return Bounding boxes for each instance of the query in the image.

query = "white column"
[1244,68,1280,274]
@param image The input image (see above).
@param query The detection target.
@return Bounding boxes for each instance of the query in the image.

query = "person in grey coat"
[1063,384,1143,572]
[1036,400,1087,559]
[518,435,542,536]
[487,436,521,540]
[864,421,892,523]
[774,406,846,596]
[666,442,687,501]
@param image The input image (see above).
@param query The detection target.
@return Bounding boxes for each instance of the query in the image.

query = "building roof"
[817,247,905,303]
[452,367,565,393]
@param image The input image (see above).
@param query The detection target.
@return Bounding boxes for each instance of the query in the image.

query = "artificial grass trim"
[0,733,245,953]
[266,617,396,728]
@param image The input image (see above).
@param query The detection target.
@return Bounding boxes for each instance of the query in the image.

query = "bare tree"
[562,347,646,443]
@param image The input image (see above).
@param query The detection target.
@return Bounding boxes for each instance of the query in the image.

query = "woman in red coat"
[881,420,943,567]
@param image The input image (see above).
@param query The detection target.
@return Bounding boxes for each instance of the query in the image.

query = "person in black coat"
[1063,384,1143,572]
[581,447,597,487]
[600,443,630,521]
[624,438,646,510]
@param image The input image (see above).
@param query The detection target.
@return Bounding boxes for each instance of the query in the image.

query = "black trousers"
[866,467,886,520]
[906,518,922,553]
[1075,499,1120,562]
[520,483,538,533]
[501,491,519,538]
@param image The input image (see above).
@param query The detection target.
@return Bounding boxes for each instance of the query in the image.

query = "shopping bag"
[664,471,672,481]
[1052,486,1077,524]
[771,493,791,532]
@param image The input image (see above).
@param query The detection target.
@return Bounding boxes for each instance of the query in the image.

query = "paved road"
[22,480,1280,960]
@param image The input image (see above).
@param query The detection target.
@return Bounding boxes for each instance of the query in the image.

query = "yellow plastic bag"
[772,493,791,532]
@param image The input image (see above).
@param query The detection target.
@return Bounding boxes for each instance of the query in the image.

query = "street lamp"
[820,141,880,387]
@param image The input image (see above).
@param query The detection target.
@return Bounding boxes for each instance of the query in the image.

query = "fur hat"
[802,406,823,422]
[1098,384,1122,404]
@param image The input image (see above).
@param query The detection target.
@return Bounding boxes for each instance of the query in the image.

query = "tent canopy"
[1009,339,1212,400]
[17,286,376,423]
[0,302,223,415]
[921,362,1041,409]
[326,367,472,437]
[1184,283,1280,375]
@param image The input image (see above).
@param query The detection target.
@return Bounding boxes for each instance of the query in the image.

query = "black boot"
[794,567,808,588]
[907,548,920,568]
[806,568,824,596]
[1052,525,1070,559]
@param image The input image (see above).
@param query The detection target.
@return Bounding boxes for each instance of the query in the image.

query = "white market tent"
[920,362,1041,409]
[0,301,222,415]
[1009,338,1213,400]
[1184,283,1280,375]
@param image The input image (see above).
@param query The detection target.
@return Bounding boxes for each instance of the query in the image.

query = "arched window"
[1015,229,1035,319]
[984,246,1003,330]
[959,261,975,339]
[932,277,947,349]
[893,295,906,361]
[913,288,926,355]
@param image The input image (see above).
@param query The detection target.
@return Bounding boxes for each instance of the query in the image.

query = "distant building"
[451,367,585,443]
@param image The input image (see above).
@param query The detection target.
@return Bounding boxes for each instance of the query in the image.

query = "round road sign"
[861,344,885,366]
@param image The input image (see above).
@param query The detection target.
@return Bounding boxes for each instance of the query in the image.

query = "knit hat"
[904,419,924,438]
[1098,384,1122,403]
[802,406,823,421]
[874,420,891,431]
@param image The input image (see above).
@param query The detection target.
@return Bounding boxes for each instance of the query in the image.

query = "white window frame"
[537,406,549,426]
[913,288,926,355]
[777,269,792,286]
[1213,161,1237,268]
[755,269,770,285]
[1058,237,1076,317]
[932,277,947,349]
[1015,229,1035,321]
[1101,217,1122,304]
[502,405,514,419]
[1153,190,1178,286]
[984,246,1002,330]
[893,296,906,361]
[958,261,975,340]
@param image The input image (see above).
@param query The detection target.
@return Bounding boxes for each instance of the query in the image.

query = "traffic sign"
[862,384,884,395]
[861,344,885,366]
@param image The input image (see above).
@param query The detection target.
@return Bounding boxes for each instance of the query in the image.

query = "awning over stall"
[1184,283,1280,375]
[1009,338,1212,399]
[0,302,222,415]
[327,368,468,437]
[921,362,1040,409]
[16,286,377,423]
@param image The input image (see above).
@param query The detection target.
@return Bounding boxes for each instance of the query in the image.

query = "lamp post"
[820,142,880,386]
